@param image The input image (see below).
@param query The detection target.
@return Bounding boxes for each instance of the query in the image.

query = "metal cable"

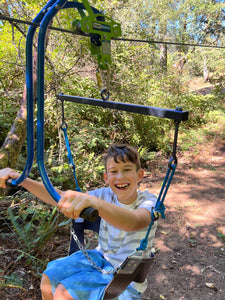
[1,14,225,49]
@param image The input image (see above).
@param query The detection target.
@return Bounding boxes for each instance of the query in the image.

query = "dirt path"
[142,138,225,300]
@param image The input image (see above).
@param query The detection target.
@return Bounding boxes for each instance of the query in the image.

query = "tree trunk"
[0,21,53,171]
[0,45,38,170]
[160,44,167,72]
[176,56,187,74]
[0,89,27,169]
[203,56,210,82]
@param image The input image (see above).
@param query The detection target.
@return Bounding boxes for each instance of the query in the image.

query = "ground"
[0,92,225,299]
[141,136,225,300]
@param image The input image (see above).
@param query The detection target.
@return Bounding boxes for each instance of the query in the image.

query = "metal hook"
[101,88,110,100]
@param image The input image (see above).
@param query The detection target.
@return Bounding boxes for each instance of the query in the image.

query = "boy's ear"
[138,168,144,182]
[103,172,109,184]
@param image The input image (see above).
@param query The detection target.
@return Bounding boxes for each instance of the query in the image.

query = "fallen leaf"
[172,260,177,264]
[205,282,216,290]
[160,230,169,235]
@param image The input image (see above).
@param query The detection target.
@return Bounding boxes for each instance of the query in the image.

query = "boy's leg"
[40,273,53,300]
[54,283,74,300]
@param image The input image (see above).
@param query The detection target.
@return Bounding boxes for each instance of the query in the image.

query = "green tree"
[0,0,224,189]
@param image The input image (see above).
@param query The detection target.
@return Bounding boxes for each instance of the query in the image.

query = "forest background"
[0,0,224,297]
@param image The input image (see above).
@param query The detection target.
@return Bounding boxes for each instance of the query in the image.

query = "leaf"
[160,230,169,235]
[5,273,23,286]
[7,208,30,249]
[29,284,34,290]
[205,282,216,290]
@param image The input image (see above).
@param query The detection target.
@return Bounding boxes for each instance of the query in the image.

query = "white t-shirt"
[89,187,157,267]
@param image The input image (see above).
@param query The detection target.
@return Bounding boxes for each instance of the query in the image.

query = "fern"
[6,203,70,257]
[7,207,30,250]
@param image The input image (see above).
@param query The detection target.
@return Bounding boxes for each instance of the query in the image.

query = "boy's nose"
[116,171,123,178]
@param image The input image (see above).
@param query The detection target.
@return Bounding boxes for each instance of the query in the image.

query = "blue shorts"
[44,249,142,300]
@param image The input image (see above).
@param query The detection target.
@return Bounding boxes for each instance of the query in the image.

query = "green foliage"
[177,93,217,126]
[0,0,224,188]
[5,195,70,263]
[0,96,21,146]
[4,273,23,287]
[0,272,25,291]
[186,49,225,78]
[211,75,225,103]
[206,110,225,127]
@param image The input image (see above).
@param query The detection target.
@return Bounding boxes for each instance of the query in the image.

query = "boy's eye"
[109,170,117,174]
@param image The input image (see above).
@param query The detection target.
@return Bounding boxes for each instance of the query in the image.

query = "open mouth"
[115,184,129,190]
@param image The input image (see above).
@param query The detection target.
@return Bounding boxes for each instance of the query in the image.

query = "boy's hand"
[0,168,20,189]
[58,190,99,220]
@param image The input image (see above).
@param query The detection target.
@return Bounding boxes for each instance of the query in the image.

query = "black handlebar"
[80,207,99,222]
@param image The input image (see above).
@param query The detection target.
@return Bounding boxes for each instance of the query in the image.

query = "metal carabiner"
[96,65,111,100]
[101,88,110,100]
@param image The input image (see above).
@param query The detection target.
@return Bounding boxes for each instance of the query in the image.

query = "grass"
[187,77,214,92]
[179,128,206,152]
[179,108,225,154]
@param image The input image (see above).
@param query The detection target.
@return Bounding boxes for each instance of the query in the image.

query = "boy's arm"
[21,177,59,206]
[1,168,151,230]
[0,168,58,207]
[58,190,151,231]
[98,199,151,231]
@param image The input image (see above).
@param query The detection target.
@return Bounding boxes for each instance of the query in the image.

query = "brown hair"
[103,144,141,171]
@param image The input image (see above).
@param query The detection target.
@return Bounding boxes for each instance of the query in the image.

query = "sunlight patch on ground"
[180,264,201,275]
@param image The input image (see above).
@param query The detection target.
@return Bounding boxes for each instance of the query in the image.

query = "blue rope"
[60,97,81,192]
[61,124,81,192]
[136,158,177,251]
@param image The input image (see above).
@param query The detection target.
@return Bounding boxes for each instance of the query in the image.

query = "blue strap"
[61,124,81,192]
[137,157,177,251]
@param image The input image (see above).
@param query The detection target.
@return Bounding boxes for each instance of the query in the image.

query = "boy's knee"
[40,273,52,295]
[55,283,74,299]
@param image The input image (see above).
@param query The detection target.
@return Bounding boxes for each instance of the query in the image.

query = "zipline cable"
[113,37,225,50]
[1,14,225,50]
[0,14,88,36]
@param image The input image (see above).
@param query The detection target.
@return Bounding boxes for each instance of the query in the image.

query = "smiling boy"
[0,144,157,300]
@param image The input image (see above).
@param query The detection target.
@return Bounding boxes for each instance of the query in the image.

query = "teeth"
[116,184,129,188]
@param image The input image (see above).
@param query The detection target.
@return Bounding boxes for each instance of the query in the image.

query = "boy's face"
[103,158,144,205]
